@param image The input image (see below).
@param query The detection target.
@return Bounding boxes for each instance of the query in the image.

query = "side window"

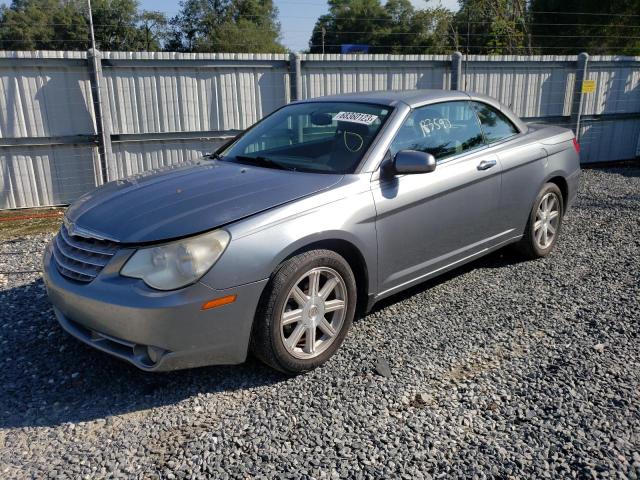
[389,101,485,162]
[471,101,519,143]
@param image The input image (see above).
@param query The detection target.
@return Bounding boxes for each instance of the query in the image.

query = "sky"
[139,0,460,52]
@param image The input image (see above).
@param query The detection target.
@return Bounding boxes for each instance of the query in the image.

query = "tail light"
[572,137,580,154]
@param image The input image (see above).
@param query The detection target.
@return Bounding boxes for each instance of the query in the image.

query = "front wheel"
[517,182,564,258]
[251,250,357,374]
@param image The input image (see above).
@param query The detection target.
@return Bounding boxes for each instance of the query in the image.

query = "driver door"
[372,100,506,296]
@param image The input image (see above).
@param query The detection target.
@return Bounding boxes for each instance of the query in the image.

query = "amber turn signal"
[201,294,237,310]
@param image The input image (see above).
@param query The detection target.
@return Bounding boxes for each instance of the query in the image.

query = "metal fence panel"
[100,52,290,185]
[0,51,95,138]
[101,52,290,134]
[300,54,451,99]
[0,50,639,209]
[0,51,98,208]
[0,145,97,209]
[582,56,640,115]
[579,119,640,163]
[463,55,576,118]
[110,138,230,179]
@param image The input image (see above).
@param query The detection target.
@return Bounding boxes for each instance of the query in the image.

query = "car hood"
[65,160,343,244]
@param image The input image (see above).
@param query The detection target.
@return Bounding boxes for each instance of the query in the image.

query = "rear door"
[372,100,506,296]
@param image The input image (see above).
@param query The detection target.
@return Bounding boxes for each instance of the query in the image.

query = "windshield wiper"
[232,155,294,171]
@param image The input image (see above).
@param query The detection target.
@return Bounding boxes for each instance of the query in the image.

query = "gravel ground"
[1,168,639,479]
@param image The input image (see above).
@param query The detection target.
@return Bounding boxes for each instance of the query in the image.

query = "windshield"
[219,102,392,174]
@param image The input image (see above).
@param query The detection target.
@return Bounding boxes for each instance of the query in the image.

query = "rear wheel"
[517,182,564,258]
[251,250,357,374]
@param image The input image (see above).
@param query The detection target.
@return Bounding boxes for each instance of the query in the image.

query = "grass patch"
[0,208,65,241]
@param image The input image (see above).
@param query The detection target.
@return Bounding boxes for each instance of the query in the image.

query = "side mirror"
[393,150,436,174]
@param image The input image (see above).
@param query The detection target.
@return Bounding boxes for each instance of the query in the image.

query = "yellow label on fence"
[582,80,596,93]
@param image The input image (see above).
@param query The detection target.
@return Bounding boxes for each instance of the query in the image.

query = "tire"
[516,182,564,258]
[251,249,357,374]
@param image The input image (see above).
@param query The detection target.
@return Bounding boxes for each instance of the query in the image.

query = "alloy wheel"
[534,192,560,249]
[279,267,347,360]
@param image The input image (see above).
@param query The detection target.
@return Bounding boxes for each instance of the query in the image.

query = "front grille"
[52,225,119,282]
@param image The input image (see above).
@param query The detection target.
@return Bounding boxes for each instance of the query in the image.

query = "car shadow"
[604,165,640,178]
[1,247,527,429]
[0,281,287,429]
[364,246,527,316]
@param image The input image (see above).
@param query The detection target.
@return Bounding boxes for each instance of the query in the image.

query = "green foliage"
[167,0,286,53]
[0,0,89,50]
[309,0,638,56]
[138,11,169,52]
[530,0,640,55]
[309,0,456,54]
[454,0,640,55]
[455,0,530,54]
[0,0,284,53]
[90,0,145,51]
[0,0,165,51]
[0,0,637,54]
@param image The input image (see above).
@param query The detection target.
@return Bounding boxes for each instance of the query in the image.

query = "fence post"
[570,52,589,140]
[451,51,463,90]
[87,48,112,184]
[289,53,303,102]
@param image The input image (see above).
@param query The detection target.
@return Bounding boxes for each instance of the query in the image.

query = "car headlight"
[120,229,230,290]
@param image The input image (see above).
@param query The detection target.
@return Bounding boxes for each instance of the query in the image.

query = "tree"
[138,10,169,51]
[381,1,457,54]
[309,0,390,54]
[0,0,283,53]
[90,0,143,51]
[0,0,170,51]
[52,1,90,50]
[0,0,89,50]
[529,0,640,55]
[168,0,286,53]
[455,0,530,55]
[308,0,456,54]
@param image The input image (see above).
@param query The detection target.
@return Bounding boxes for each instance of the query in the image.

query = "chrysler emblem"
[62,216,115,242]
[63,217,76,236]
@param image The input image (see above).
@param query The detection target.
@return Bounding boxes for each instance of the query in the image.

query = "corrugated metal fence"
[1,50,638,209]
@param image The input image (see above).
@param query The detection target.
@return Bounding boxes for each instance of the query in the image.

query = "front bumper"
[43,243,268,371]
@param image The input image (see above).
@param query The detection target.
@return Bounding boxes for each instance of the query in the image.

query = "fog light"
[147,345,165,363]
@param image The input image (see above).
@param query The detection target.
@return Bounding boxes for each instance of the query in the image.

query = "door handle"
[477,159,497,171]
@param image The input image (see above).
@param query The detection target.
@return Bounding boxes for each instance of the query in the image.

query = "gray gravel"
[1,167,639,479]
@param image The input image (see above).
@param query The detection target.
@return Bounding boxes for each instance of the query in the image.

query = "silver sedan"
[43,90,581,373]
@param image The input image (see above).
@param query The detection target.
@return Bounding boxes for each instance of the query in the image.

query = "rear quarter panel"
[497,125,580,235]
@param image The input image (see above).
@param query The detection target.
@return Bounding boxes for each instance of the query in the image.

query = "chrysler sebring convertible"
[43,90,580,373]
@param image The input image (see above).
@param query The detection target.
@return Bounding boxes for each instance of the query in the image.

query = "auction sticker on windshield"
[333,111,379,125]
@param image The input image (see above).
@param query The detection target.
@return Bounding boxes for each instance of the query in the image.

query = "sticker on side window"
[420,118,452,136]
[333,111,379,125]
